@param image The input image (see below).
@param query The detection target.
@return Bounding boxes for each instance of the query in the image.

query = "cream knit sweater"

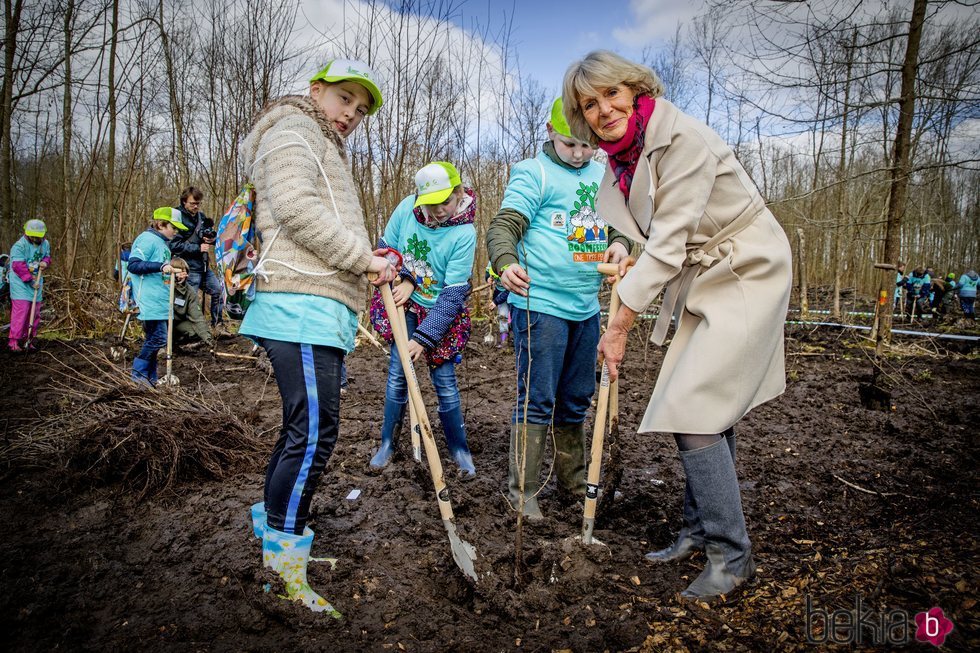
[240,95,373,313]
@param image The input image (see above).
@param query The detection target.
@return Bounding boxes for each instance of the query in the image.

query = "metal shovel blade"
[158,374,180,388]
[443,519,478,582]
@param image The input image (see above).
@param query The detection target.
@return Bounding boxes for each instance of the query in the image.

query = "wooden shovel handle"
[377,280,455,522]
[583,274,621,520]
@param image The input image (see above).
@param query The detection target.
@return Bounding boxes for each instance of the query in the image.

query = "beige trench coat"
[597,99,792,434]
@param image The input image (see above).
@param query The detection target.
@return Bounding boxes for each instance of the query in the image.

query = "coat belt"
[651,196,766,346]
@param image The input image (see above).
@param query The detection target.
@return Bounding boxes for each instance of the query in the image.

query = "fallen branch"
[832,473,899,498]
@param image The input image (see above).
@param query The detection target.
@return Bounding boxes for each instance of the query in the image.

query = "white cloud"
[612,0,706,47]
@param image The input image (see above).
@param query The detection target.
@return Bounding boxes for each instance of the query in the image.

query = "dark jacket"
[168,206,214,274]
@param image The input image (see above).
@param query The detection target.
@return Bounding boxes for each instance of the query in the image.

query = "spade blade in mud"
[444,520,478,583]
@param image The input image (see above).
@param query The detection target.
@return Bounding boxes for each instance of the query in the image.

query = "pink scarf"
[598,95,655,198]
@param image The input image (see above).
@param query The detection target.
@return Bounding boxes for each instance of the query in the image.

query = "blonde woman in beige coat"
[563,50,792,601]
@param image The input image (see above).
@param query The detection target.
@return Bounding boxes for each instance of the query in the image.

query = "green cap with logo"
[310,58,384,115]
[153,207,189,231]
[414,162,461,207]
[550,97,573,138]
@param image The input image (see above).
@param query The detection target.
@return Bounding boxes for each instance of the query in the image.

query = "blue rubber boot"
[131,357,154,387]
[251,502,267,539]
[262,526,342,618]
[369,400,406,470]
[439,406,475,479]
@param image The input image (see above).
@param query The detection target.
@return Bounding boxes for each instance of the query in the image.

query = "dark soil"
[1,322,977,652]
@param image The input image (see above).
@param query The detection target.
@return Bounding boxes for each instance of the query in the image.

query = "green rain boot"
[262,526,342,618]
[508,422,547,521]
[553,422,587,497]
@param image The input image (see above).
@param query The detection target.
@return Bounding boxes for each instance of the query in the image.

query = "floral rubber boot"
[262,525,342,618]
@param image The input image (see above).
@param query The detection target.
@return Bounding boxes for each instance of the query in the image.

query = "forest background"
[0,0,977,330]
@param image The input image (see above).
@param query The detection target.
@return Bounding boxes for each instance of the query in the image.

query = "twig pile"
[1,346,266,499]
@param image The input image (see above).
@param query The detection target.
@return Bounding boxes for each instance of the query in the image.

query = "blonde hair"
[562,50,665,145]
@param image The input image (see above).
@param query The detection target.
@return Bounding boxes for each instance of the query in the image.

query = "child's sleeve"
[41,240,51,266]
[412,227,477,350]
[380,198,417,285]
[127,239,164,276]
[10,241,32,282]
[487,160,539,273]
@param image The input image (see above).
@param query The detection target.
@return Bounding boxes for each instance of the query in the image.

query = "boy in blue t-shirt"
[369,161,478,477]
[487,97,634,520]
[127,207,188,385]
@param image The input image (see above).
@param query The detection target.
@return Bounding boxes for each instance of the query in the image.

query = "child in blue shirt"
[127,208,189,385]
[369,161,478,477]
[486,98,633,520]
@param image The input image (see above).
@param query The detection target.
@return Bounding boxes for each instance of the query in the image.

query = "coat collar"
[595,98,680,244]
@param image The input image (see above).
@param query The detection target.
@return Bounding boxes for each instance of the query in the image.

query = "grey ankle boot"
[679,439,755,601]
[553,422,587,496]
[645,478,704,562]
[508,423,547,521]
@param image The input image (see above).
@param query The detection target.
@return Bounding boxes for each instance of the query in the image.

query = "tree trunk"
[63,0,77,284]
[1,0,23,239]
[876,0,928,356]
[831,29,857,322]
[107,0,119,279]
[158,0,187,185]
[797,227,808,320]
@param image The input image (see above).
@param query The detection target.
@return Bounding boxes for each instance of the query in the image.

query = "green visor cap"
[310,59,384,115]
[414,161,461,207]
[153,207,189,231]
[550,96,573,138]
[24,219,47,238]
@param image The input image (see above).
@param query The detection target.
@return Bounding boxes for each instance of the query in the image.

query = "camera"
[201,227,217,243]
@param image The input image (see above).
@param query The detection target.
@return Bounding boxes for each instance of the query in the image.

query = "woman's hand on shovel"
[603,242,634,281]
[367,249,398,286]
[597,306,637,382]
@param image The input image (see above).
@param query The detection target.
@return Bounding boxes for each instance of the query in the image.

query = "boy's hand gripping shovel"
[582,263,623,544]
[26,269,42,347]
[158,271,180,388]
[374,250,479,582]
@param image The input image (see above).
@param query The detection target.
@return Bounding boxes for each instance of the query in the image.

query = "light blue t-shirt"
[958,273,978,298]
[383,194,477,308]
[240,292,357,352]
[500,152,607,321]
[9,236,51,302]
[130,230,173,321]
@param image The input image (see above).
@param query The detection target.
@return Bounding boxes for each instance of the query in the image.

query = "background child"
[486,97,633,520]
[127,207,188,385]
[958,269,978,319]
[168,257,214,350]
[369,161,478,478]
[8,220,52,351]
[240,59,396,616]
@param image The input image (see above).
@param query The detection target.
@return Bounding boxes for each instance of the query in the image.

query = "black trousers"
[258,337,343,535]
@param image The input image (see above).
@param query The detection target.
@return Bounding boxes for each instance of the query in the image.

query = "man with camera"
[169,186,224,326]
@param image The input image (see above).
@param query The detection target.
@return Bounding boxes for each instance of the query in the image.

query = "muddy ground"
[1,318,978,652]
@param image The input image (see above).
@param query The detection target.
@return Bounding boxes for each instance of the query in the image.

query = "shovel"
[377,277,479,582]
[26,269,42,348]
[393,303,424,463]
[158,272,180,388]
[582,263,623,544]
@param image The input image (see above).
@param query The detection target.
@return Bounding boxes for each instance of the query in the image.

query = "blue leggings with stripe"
[259,337,343,535]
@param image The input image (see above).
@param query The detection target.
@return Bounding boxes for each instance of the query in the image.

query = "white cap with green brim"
[550,97,573,138]
[24,219,47,238]
[153,207,189,231]
[414,162,461,207]
[310,59,384,115]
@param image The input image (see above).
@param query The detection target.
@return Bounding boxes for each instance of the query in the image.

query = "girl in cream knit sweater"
[242,59,397,617]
